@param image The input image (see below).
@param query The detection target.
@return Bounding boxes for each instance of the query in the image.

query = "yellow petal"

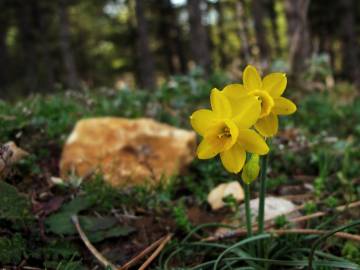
[243,65,262,91]
[210,88,232,118]
[204,119,239,152]
[222,84,249,100]
[237,129,269,155]
[190,109,217,136]
[223,119,239,151]
[232,96,261,128]
[255,113,278,137]
[197,136,223,159]
[262,73,287,97]
[220,143,246,173]
[272,97,297,115]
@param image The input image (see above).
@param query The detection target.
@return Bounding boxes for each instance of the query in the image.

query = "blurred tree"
[135,0,156,89]
[37,1,56,91]
[309,0,338,70]
[58,0,80,89]
[16,0,39,93]
[339,0,360,87]
[285,0,311,78]
[251,0,270,64]
[214,0,228,69]
[187,0,211,75]
[264,0,281,56]
[235,0,251,63]
[157,0,188,74]
[0,0,10,90]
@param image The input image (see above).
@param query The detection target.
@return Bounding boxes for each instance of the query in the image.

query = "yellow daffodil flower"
[190,89,269,173]
[222,65,297,137]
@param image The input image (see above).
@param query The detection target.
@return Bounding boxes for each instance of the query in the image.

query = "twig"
[272,229,360,242]
[121,235,168,269]
[280,194,313,201]
[72,215,118,270]
[203,228,360,242]
[287,200,360,225]
[138,233,173,270]
[204,200,360,242]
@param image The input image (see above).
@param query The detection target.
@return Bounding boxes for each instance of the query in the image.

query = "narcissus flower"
[222,65,297,137]
[190,89,269,173]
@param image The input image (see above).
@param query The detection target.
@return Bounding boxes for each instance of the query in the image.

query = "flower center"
[249,90,274,118]
[217,126,231,139]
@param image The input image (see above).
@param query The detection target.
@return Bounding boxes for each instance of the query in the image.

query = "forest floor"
[1,74,360,269]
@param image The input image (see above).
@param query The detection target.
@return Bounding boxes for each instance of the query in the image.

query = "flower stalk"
[257,153,268,235]
[244,183,252,237]
[257,152,268,258]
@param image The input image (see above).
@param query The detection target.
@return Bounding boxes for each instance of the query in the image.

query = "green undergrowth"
[0,75,360,268]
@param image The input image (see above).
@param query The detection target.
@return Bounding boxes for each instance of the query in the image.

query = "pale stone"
[207,181,244,210]
[59,117,196,186]
[216,196,299,235]
[239,196,298,222]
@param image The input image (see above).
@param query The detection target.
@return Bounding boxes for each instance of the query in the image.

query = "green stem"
[258,153,268,260]
[244,184,253,237]
[258,154,268,234]
[244,182,255,256]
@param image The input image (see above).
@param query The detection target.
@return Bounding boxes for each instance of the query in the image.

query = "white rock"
[216,196,299,235]
[239,196,298,222]
[207,181,244,210]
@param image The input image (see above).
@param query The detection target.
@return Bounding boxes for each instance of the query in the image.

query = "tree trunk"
[135,0,156,89]
[215,0,228,69]
[175,25,188,74]
[0,4,9,91]
[17,0,39,94]
[37,1,55,92]
[235,0,251,63]
[251,0,270,64]
[158,0,176,74]
[285,0,311,77]
[187,0,211,76]
[339,0,360,86]
[58,0,79,89]
[158,0,187,74]
[265,0,281,56]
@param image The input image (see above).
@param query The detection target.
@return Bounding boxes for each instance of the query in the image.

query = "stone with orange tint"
[59,117,196,186]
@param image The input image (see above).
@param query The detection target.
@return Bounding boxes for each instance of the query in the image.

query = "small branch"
[287,200,360,225]
[121,235,168,269]
[203,228,360,242]
[272,229,360,242]
[204,200,360,242]
[138,233,173,270]
[280,194,313,201]
[72,215,118,270]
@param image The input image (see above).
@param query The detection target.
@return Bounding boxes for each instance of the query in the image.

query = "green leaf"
[45,195,135,242]
[46,215,117,235]
[61,196,94,214]
[0,181,33,224]
[0,234,26,264]
[89,225,135,243]
[45,195,95,235]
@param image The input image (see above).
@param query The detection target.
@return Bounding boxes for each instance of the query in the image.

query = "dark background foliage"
[1,0,360,98]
